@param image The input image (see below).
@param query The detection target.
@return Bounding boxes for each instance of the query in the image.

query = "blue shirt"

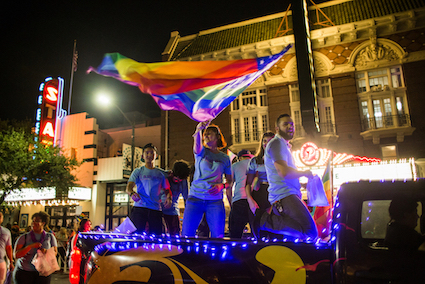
[190,147,232,200]
[264,134,301,204]
[247,157,268,183]
[231,159,250,203]
[129,166,170,210]
[161,173,189,216]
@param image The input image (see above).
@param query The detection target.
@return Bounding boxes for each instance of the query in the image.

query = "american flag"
[73,50,78,72]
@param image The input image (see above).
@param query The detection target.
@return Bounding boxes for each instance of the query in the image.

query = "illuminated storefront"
[5,187,92,229]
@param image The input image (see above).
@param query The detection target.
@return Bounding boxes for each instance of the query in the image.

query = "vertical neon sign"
[35,77,67,145]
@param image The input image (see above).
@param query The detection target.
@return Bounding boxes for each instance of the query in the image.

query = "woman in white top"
[181,122,232,238]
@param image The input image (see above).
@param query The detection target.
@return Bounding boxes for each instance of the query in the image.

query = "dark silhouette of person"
[384,198,425,250]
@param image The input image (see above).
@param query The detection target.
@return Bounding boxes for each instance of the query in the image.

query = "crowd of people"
[1,113,423,283]
[125,114,319,240]
[0,211,93,284]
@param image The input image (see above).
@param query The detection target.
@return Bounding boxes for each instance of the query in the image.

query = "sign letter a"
[42,122,55,137]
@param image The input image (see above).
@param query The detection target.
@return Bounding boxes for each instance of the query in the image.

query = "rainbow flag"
[227,149,237,163]
[313,159,333,238]
[88,45,291,122]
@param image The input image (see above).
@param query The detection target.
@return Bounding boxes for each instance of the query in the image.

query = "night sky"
[1,0,298,128]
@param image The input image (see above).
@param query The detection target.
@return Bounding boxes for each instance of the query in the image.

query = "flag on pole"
[313,158,333,238]
[227,149,237,163]
[88,45,292,122]
[73,50,78,72]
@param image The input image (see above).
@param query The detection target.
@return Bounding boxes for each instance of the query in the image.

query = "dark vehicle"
[69,180,425,284]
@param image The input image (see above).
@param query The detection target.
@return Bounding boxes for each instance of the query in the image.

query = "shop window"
[105,183,130,231]
[45,206,78,229]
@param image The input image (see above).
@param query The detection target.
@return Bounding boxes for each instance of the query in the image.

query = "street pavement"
[51,271,70,284]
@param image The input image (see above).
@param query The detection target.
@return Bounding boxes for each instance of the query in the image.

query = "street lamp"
[97,94,135,173]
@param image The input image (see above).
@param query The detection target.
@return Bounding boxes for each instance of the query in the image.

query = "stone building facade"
[160,0,425,175]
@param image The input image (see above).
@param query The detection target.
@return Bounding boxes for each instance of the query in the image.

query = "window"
[84,144,97,149]
[293,110,302,135]
[357,66,410,132]
[357,66,404,93]
[361,200,422,240]
[230,88,269,144]
[317,79,331,98]
[259,89,267,106]
[105,183,130,231]
[361,200,391,239]
[231,88,267,111]
[233,118,240,143]
[242,90,257,106]
[244,117,250,141]
[381,145,397,160]
[289,84,303,137]
[262,115,268,134]
[289,79,335,136]
[290,84,300,102]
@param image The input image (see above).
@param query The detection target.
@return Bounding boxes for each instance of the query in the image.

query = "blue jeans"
[260,194,318,239]
[129,206,163,235]
[182,197,225,238]
[229,199,250,238]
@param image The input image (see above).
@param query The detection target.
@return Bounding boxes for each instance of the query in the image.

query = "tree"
[0,120,79,204]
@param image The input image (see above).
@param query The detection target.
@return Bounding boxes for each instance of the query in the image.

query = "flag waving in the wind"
[88,45,292,122]
[313,159,333,239]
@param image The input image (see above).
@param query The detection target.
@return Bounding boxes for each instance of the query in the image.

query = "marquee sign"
[35,77,67,145]
[293,142,381,168]
[4,186,91,202]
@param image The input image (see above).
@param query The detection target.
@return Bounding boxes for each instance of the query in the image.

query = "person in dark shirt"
[384,198,425,250]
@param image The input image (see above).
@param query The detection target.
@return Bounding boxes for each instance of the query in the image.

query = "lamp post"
[98,95,135,173]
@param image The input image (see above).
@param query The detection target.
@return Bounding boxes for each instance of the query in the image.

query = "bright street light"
[97,94,113,106]
[96,93,136,174]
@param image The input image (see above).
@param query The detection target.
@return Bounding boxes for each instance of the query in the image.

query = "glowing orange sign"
[35,77,66,146]
[42,122,55,138]
[300,142,319,166]
[45,87,58,102]
[293,142,381,168]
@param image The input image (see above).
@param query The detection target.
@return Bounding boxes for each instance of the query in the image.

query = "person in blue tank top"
[126,143,171,235]
[182,122,232,238]
[256,114,318,240]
